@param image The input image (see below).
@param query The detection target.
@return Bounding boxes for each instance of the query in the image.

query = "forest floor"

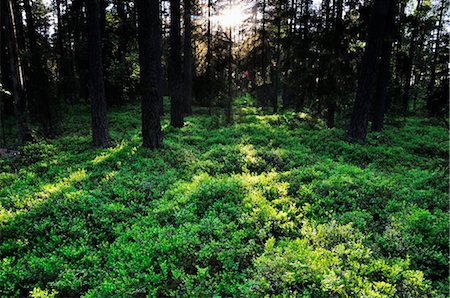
[0,97,448,297]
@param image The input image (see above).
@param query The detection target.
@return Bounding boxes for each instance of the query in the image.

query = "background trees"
[0,0,448,145]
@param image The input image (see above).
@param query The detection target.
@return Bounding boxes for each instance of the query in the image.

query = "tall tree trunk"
[347,0,393,142]
[273,0,282,113]
[427,0,445,116]
[85,0,111,147]
[372,0,396,132]
[183,0,193,115]
[116,0,127,104]
[4,0,32,144]
[226,25,233,123]
[169,0,184,127]
[401,0,422,113]
[23,0,55,135]
[137,0,163,148]
[55,0,66,103]
[261,0,266,87]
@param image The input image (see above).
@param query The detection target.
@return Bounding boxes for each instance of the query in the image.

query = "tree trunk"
[261,0,266,86]
[372,0,396,132]
[273,0,282,113]
[115,0,127,104]
[401,0,422,113]
[169,0,184,128]
[226,26,233,124]
[4,0,32,144]
[347,0,393,142]
[137,0,163,149]
[183,0,193,115]
[427,0,445,116]
[23,0,55,135]
[85,0,111,147]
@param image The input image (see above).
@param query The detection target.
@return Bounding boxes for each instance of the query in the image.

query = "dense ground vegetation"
[1,99,448,297]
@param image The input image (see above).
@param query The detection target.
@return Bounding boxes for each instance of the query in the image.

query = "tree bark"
[372,0,396,132]
[137,0,163,149]
[347,0,393,142]
[401,0,422,113]
[85,0,111,147]
[23,0,55,135]
[427,0,445,116]
[4,0,32,144]
[169,0,184,127]
[183,0,193,115]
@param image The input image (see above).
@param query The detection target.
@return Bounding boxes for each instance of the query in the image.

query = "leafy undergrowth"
[0,101,448,297]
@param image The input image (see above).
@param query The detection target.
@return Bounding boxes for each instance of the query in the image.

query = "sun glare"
[215,4,250,28]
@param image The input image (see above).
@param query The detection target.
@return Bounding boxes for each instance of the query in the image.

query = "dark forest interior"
[0,0,449,297]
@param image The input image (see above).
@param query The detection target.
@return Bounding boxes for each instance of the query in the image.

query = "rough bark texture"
[169,0,184,128]
[85,0,111,147]
[136,0,163,148]
[183,0,193,115]
[347,0,392,142]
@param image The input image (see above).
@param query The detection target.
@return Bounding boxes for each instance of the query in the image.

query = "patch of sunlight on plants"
[92,143,126,165]
[30,287,58,298]
[240,144,258,165]
[41,169,87,197]
[0,205,13,225]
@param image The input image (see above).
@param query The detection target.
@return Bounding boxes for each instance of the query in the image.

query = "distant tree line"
[0,0,448,147]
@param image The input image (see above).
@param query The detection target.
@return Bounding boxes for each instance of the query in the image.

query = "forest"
[0,0,449,297]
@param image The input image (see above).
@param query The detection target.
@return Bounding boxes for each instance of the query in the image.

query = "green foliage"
[0,101,448,297]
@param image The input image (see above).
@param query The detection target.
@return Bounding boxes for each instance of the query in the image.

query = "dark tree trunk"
[205,0,213,111]
[115,0,127,104]
[401,0,422,113]
[85,0,111,147]
[183,0,193,115]
[427,0,445,116]
[169,0,184,128]
[23,0,55,135]
[372,0,396,132]
[4,0,32,144]
[55,0,67,102]
[261,0,266,87]
[347,0,393,142]
[273,0,282,114]
[137,0,163,149]
[226,26,233,124]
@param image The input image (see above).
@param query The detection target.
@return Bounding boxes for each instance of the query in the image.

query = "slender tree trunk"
[261,0,266,87]
[402,0,422,113]
[273,0,282,113]
[0,10,3,146]
[136,0,163,148]
[116,0,127,104]
[226,25,233,123]
[85,0,111,147]
[347,0,393,142]
[427,0,445,116]
[23,0,55,135]
[183,0,193,115]
[169,0,184,127]
[55,0,66,103]
[4,0,32,144]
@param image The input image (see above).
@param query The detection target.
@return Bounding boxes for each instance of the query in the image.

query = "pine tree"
[85,0,111,147]
[169,0,184,127]
[137,0,163,148]
[347,0,394,142]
